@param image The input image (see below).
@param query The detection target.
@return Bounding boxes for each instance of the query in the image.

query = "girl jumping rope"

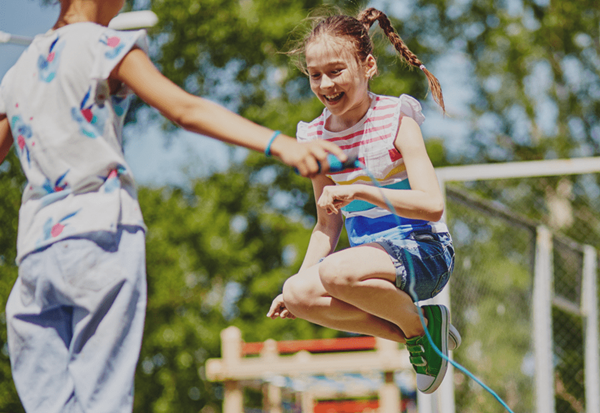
[0,1,345,412]
[267,7,460,394]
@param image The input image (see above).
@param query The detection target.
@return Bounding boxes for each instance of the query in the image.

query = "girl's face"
[305,36,376,130]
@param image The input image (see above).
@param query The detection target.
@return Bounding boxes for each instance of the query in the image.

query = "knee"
[282,276,313,317]
[318,256,356,296]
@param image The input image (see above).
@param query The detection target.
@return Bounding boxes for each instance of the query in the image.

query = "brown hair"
[291,7,445,113]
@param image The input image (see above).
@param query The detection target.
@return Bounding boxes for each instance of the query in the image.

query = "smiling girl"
[267,7,460,394]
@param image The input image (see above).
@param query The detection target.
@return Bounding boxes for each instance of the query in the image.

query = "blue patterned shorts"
[375,230,454,302]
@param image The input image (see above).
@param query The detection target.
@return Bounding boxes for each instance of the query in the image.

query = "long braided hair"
[294,7,446,113]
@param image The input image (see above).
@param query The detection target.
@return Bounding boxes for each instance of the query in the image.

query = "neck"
[54,1,114,29]
[327,93,372,132]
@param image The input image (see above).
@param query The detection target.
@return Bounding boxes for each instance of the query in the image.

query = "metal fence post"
[583,246,599,413]
[534,226,555,413]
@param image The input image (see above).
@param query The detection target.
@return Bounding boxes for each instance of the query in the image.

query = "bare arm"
[317,116,444,222]
[0,115,14,165]
[298,174,344,271]
[267,175,343,320]
[110,48,346,177]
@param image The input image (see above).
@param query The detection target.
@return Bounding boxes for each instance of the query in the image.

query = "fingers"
[317,189,340,214]
[318,140,347,162]
[280,309,296,319]
[267,296,283,318]
[296,155,322,178]
[294,140,347,178]
[267,305,295,319]
[267,294,296,319]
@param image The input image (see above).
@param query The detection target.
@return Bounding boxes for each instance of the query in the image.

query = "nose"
[320,75,334,89]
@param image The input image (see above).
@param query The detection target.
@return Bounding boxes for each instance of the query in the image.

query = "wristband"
[264,130,281,157]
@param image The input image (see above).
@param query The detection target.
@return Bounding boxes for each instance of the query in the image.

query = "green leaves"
[0,151,25,413]
[134,164,323,411]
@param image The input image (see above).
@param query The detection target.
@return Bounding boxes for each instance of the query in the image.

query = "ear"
[364,54,377,79]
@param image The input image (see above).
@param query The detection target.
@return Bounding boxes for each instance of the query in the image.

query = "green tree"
[134,161,351,412]
[0,151,27,412]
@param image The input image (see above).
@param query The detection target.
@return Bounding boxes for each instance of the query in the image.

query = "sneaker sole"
[420,305,449,394]
[449,324,461,351]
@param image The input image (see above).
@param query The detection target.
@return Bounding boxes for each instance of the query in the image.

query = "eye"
[310,73,321,79]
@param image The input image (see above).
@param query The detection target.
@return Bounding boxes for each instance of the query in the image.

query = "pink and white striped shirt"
[297,93,448,237]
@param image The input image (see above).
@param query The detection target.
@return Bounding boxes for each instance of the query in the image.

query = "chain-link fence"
[446,186,536,413]
[430,159,600,413]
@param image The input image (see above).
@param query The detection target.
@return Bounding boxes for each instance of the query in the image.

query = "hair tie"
[419,64,426,71]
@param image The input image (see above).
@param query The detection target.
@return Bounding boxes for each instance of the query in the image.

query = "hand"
[317,185,356,214]
[267,294,296,319]
[273,138,347,178]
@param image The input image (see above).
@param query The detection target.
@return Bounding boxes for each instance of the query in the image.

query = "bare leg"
[283,243,425,342]
[283,268,406,341]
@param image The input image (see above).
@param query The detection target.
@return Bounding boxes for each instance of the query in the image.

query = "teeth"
[325,92,343,101]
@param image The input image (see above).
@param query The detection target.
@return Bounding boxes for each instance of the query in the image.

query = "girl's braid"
[357,8,446,113]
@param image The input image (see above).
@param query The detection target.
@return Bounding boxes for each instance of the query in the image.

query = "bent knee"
[282,276,317,316]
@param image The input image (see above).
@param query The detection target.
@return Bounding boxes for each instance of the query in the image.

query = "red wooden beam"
[242,336,377,356]
[314,399,379,413]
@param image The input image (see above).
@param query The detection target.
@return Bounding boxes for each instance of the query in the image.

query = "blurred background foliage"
[1,0,599,412]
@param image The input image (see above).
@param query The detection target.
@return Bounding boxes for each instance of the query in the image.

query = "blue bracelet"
[264,130,281,157]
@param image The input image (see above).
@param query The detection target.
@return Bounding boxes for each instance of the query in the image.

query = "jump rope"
[308,154,516,413]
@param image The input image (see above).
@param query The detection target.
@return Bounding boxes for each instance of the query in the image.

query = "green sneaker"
[406,304,449,394]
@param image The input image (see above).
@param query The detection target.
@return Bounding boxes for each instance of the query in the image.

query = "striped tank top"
[297,93,448,246]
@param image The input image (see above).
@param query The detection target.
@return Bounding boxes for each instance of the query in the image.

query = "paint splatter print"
[71,86,107,138]
[11,115,33,167]
[42,170,70,194]
[102,165,126,193]
[37,36,65,83]
[39,210,80,243]
[100,34,125,59]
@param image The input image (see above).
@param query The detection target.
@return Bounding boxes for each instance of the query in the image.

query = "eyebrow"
[307,60,347,70]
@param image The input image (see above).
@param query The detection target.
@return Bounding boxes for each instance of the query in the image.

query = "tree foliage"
[0,152,27,413]
[134,162,350,412]
[0,0,598,412]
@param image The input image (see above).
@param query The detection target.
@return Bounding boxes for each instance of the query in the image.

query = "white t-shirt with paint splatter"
[0,23,147,263]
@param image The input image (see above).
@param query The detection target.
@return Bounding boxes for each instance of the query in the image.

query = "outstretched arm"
[0,115,14,165]
[110,48,346,177]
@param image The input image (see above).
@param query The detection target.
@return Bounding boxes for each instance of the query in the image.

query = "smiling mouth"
[324,92,344,103]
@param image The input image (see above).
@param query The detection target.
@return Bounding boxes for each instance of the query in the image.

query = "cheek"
[309,81,321,96]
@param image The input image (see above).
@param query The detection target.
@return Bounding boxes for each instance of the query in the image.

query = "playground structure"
[206,326,416,413]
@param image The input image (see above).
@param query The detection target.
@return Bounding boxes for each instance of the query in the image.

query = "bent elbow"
[428,200,445,222]
[168,105,195,130]
[160,94,204,131]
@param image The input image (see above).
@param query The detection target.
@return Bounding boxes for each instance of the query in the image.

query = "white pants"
[7,226,146,413]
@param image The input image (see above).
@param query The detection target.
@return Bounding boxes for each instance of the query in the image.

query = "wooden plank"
[206,348,411,381]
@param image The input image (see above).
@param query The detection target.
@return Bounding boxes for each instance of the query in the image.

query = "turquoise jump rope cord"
[357,162,516,413]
